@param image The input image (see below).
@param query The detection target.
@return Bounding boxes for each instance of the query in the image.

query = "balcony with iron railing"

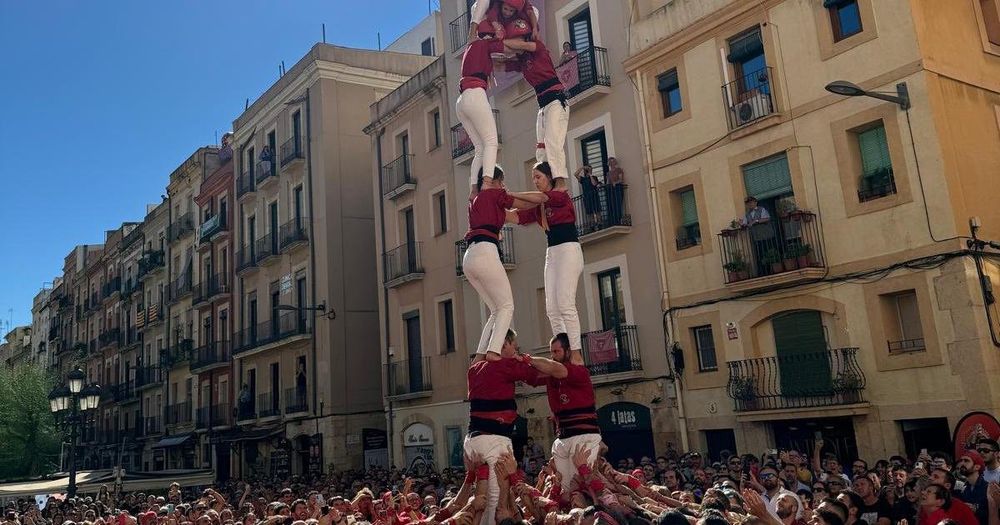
[236,246,258,274]
[580,324,642,377]
[383,242,424,288]
[166,401,193,426]
[161,338,193,368]
[168,270,194,303]
[102,276,122,301]
[233,311,312,357]
[726,347,867,412]
[722,66,776,131]
[279,217,310,252]
[167,212,195,243]
[284,387,308,414]
[121,327,142,349]
[192,273,229,306]
[98,327,120,349]
[258,392,281,418]
[236,397,256,422]
[88,293,102,312]
[237,169,255,199]
[143,415,163,436]
[190,340,231,373]
[382,154,416,199]
[138,250,165,280]
[255,159,277,187]
[572,184,632,242]
[135,365,163,391]
[563,46,612,105]
[211,403,231,427]
[448,11,470,54]
[255,232,280,266]
[452,110,501,161]
[280,136,304,168]
[122,278,140,299]
[386,357,433,399]
[113,381,137,403]
[88,338,98,354]
[195,406,210,429]
[718,210,826,292]
[455,226,516,276]
[199,214,226,242]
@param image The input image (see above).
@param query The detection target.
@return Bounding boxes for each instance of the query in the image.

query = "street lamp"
[275,302,334,320]
[824,80,911,110]
[50,367,101,499]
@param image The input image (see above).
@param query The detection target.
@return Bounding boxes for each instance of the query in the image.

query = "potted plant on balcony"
[730,376,757,410]
[833,371,863,404]
[776,198,798,218]
[763,248,783,274]
[723,251,749,282]
[793,243,815,268]
[721,218,743,237]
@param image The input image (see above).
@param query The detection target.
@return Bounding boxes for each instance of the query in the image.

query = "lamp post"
[49,367,101,499]
[824,80,910,110]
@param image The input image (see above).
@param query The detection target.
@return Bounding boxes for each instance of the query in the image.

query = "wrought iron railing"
[112,381,136,402]
[135,365,162,390]
[162,338,193,367]
[888,338,925,355]
[255,231,280,263]
[284,387,308,413]
[144,415,163,435]
[166,401,192,425]
[190,340,231,371]
[858,171,897,202]
[572,184,632,237]
[455,226,515,276]
[564,46,611,99]
[718,210,825,285]
[383,242,424,284]
[280,136,304,167]
[98,327,120,348]
[167,212,195,243]
[199,214,226,242]
[138,250,165,279]
[102,276,121,300]
[236,246,257,273]
[233,311,312,356]
[237,170,255,198]
[255,159,277,185]
[211,403,231,427]
[580,324,642,376]
[168,270,193,302]
[451,110,501,159]
[386,357,433,397]
[722,66,775,130]
[381,154,416,197]
[279,217,310,251]
[726,347,866,411]
[448,11,470,54]
[258,392,281,418]
[193,273,228,304]
[195,406,210,429]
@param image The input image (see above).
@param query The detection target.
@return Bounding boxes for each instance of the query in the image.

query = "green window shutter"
[824,0,853,8]
[742,154,792,200]
[679,190,698,226]
[858,125,892,177]
[727,29,764,63]
[657,69,679,92]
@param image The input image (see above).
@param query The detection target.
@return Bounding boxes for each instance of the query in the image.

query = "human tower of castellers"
[8,2,1000,525]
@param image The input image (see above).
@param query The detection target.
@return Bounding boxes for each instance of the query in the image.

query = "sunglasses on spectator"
[813,486,826,492]
[759,473,777,479]
[977,447,997,453]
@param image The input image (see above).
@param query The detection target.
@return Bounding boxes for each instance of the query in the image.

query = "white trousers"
[456,87,498,187]
[463,242,513,355]
[464,433,513,525]
[552,433,602,492]
[535,98,570,179]
[544,242,584,351]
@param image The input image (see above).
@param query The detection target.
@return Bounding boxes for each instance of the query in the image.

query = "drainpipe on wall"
[374,130,395,468]
[304,87,320,431]
[632,69,689,452]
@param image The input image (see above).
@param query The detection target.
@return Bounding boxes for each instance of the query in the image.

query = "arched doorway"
[597,402,654,465]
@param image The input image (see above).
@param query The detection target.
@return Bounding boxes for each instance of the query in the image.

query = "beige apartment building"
[228,43,433,476]
[625,0,1000,460]
[367,0,677,468]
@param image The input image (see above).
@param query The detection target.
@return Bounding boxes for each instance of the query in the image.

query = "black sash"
[546,224,579,247]
[470,398,517,412]
[468,416,514,437]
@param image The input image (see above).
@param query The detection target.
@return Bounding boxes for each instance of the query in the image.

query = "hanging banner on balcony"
[952,411,1000,460]
[555,56,580,91]
[586,330,618,365]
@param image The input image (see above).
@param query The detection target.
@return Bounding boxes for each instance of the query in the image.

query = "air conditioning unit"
[731,91,773,127]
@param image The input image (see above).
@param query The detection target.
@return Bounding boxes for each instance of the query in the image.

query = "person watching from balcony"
[742,195,774,275]
[260,145,274,164]
[606,157,625,225]
[574,165,602,228]
[559,42,578,65]
[507,162,582,358]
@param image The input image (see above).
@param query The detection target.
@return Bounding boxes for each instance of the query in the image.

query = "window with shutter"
[742,154,792,200]
[856,123,896,201]
[676,189,700,249]
[581,130,608,181]
[657,69,682,117]
[693,325,717,371]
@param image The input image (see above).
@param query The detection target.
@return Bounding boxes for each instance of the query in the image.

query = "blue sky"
[0,1,437,330]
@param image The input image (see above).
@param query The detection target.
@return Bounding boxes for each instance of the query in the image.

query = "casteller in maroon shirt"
[466,187,515,242]
[525,362,599,439]
[516,189,578,246]
[467,357,537,437]
[460,38,506,92]
[503,37,564,105]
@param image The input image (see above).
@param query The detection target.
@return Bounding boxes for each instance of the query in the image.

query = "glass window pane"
[668,88,682,114]
[837,3,863,37]
[695,326,717,370]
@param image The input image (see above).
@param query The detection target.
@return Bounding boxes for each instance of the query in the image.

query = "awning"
[0,469,215,501]
[212,426,283,444]
[151,434,194,449]
[0,471,111,499]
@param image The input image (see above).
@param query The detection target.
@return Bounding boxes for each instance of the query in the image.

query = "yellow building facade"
[626,0,1000,460]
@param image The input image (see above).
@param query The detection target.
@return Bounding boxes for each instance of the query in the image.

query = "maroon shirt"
[505,39,563,98]
[460,39,505,92]
[466,188,515,241]
[516,190,574,227]
[468,358,537,425]
[525,363,597,436]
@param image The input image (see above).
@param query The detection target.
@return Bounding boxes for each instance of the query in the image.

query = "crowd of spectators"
[5,437,1000,525]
